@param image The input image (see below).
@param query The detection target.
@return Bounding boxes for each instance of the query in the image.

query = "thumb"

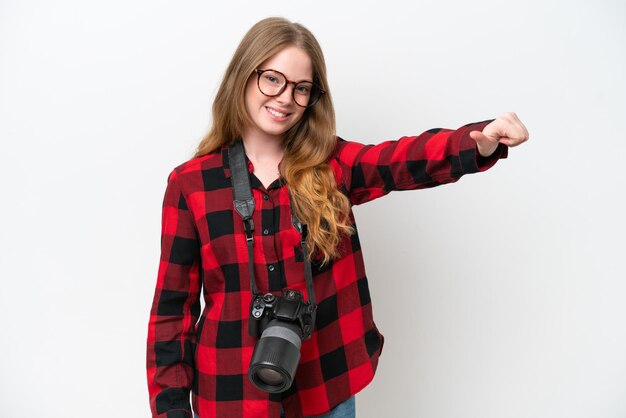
[469,130,499,157]
[469,130,490,144]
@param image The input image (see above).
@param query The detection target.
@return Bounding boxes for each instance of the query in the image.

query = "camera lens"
[248,319,302,393]
[256,368,284,386]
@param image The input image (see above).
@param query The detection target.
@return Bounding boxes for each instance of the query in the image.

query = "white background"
[1,1,625,417]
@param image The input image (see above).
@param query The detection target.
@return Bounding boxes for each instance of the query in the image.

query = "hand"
[469,112,529,157]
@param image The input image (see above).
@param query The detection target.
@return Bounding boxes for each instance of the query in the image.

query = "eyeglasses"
[254,68,325,108]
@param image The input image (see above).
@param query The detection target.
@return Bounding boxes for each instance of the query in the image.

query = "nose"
[275,83,295,105]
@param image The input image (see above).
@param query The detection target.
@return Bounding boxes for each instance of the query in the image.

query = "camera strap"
[228,140,316,307]
[290,210,316,307]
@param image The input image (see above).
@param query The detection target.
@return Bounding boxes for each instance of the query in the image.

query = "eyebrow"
[261,68,314,84]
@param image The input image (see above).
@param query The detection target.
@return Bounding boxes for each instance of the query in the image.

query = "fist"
[469,112,530,157]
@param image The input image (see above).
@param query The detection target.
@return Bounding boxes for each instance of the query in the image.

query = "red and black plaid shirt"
[147,119,507,418]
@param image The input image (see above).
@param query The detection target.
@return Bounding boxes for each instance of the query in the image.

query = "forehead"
[260,46,313,81]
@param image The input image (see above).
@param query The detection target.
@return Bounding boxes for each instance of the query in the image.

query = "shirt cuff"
[458,119,508,173]
[476,142,508,171]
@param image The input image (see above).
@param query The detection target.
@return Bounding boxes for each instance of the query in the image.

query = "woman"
[146,17,529,418]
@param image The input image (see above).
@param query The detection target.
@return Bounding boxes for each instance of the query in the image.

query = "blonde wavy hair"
[194,17,353,264]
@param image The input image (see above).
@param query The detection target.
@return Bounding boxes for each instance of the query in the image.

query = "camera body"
[249,289,315,340]
[247,289,316,393]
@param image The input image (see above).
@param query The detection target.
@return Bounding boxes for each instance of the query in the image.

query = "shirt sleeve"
[333,119,508,205]
[147,169,201,418]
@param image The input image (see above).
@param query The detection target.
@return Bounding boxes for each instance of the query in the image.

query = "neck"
[240,126,285,162]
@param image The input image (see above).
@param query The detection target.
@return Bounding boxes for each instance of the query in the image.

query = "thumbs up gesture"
[469,112,530,157]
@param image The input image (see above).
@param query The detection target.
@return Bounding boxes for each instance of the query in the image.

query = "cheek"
[244,78,261,110]
[292,108,307,124]
[286,110,308,132]
[244,96,255,116]
[244,93,265,122]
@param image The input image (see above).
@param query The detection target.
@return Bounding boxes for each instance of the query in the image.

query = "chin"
[260,124,294,138]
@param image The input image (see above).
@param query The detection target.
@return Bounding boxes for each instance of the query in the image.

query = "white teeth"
[267,107,288,118]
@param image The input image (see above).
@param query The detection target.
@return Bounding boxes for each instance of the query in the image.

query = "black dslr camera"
[248,289,316,393]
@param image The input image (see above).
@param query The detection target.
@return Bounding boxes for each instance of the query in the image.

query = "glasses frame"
[254,68,326,108]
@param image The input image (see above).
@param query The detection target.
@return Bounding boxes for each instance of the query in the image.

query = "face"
[244,45,313,141]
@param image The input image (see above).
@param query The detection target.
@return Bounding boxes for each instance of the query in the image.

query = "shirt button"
[268,265,275,272]
[263,195,269,200]
[263,229,270,235]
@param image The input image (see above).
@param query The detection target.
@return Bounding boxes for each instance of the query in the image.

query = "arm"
[147,170,201,418]
[334,119,507,205]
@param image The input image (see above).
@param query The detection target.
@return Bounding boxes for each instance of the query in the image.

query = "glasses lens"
[293,82,315,107]
[258,70,286,96]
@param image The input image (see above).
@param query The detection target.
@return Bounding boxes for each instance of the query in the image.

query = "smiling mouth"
[266,106,290,118]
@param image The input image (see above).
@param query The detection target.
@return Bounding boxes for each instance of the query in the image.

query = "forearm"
[334,119,507,205]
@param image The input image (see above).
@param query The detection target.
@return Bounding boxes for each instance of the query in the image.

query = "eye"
[295,84,312,95]
[264,75,279,84]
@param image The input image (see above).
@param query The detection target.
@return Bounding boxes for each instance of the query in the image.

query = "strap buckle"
[244,218,254,243]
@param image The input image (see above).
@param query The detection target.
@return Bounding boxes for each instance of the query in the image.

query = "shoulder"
[165,148,226,193]
[168,146,225,179]
[329,136,359,187]
[170,149,223,178]
[331,135,370,168]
